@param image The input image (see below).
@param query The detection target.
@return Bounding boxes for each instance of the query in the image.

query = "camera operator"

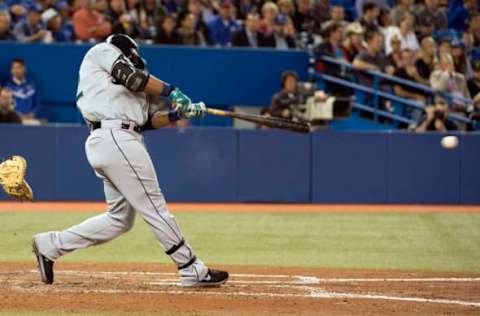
[270,71,304,120]
[415,101,458,132]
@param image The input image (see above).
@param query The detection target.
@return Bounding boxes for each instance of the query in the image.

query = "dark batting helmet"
[106,34,146,70]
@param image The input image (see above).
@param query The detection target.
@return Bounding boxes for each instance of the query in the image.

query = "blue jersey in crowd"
[208,16,240,46]
[52,21,75,42]
[3,77,40,115]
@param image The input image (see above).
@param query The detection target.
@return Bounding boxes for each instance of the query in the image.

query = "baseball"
[441,136,459,149]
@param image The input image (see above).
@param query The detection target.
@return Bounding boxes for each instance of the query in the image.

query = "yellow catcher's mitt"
[0,156,33,201]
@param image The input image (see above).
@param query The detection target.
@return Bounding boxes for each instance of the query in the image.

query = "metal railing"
[315,55,476,127]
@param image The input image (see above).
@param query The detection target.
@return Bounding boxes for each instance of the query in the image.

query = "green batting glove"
[179,102,206,119]
[169,88,191,112]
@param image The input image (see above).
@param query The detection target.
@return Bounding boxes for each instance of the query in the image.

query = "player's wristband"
[161,82,174,97]
[168,110,181,122]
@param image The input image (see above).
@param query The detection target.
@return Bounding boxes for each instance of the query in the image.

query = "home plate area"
[1,264,480,315]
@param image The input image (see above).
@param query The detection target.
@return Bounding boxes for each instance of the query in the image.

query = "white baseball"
[441,136,459,149]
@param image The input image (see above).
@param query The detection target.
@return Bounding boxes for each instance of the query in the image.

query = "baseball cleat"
[190,269,229,287]
[32,238,54,284]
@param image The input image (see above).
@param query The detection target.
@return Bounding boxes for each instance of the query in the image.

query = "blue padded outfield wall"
[0,43,308,123]
[0,124,478,204]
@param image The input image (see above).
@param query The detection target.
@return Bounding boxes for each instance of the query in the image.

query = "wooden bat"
[206,108,310,134]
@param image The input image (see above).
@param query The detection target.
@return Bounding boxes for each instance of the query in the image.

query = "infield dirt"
[1,262,479,316]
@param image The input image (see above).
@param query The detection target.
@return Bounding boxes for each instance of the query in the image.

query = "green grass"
[1,211,480,272]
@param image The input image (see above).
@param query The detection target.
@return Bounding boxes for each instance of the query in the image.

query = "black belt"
[90,121,141,133]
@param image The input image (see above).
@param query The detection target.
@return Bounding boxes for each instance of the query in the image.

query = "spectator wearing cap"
[155,15,180,44]
[321,5,347,32]
[106,0,141,38]
[451,40,471,78]
[342,22,365,62]
[207,0,240,46]
[259,14,295,50]
[177,12,206,46]
[393,48,429,105]
[0,88,22,124]
[449,0,478,32]
[270,71,303,120]
[258,2,278,37]
[292,0,315,33]
[13,3,50,42]
[359,2,380,34]
[235,0,260,21]
[232,12,260,47]
[416,36,438,81]
[415,0,447,39]
[55,0,73,22]
[73,0,112,42]
[3,59,40,119]
[42,8,75,42]
[430,53,471,111]
[0,11,14,41]
[390,0,414,27]
[384,14,419,55]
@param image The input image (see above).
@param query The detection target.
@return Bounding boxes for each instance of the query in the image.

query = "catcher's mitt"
[0,156,33,201]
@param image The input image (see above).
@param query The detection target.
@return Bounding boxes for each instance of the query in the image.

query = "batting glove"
[169,88,191,112]
[177,102,206,119]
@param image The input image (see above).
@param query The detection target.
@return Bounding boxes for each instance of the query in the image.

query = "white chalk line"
[308,288,480,308]
[11,284,480,308]
[12,270,480,284]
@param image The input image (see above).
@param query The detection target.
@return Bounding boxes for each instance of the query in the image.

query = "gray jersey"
[76,42,149,126]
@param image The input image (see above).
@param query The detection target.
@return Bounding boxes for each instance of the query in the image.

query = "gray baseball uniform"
[33,42,208,286]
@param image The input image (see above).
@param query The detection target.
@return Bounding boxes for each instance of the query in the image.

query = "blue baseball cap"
[27,2,44,13]
[274,14,288,26]
[451,39,466,49]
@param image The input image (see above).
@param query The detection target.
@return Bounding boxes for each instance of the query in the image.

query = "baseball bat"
[206,108,310,134]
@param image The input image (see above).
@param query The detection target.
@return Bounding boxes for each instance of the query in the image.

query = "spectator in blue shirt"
[208,0,240,46]
[3,59,40,118]
[13,2,50,42]
[41,8,75,42]
[449,0,478,32]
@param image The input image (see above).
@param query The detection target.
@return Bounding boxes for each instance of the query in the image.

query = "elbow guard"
[111,56,149,92]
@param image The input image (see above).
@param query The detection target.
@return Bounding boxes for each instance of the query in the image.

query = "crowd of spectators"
[311,0,480,129]
[0,0,323,49]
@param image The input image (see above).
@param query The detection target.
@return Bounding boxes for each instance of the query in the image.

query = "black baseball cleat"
[32,238,54,284]
[193,269,229,287]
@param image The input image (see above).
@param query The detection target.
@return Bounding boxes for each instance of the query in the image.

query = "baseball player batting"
[32,34,228,287]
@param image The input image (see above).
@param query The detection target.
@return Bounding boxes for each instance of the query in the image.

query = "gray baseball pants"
[34,121,208,286]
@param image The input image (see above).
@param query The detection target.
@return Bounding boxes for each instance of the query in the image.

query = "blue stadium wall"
[0,43,309,123]
[0,125,479,204]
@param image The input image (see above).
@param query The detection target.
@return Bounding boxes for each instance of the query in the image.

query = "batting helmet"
[106,34,146,70]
